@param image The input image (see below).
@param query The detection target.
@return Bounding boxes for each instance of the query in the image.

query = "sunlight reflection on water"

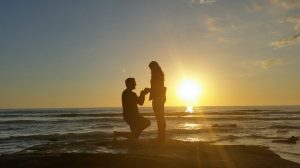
[179,123,202,130]
[185,106,194,113]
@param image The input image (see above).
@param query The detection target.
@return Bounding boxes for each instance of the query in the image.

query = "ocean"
[0,106,300,163]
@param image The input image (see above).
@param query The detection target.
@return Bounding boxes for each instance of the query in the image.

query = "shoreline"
[1,140,299,168]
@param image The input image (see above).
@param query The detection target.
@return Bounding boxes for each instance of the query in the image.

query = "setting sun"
[177,79,203,105]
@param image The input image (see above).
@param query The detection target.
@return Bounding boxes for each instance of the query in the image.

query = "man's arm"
[137,88,150,106]
[137,92,146,106]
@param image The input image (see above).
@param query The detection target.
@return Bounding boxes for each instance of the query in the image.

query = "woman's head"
[149,61,160,71]
[149,61,164,80]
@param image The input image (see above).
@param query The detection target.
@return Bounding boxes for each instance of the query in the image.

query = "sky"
[0,0,300,108]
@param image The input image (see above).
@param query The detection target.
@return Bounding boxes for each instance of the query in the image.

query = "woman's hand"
[141,88,151,95]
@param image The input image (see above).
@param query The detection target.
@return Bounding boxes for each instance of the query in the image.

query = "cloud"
[205,17,223,32]
[189,0,216,5]
[205,16,239,33]
[283,16,300,31]
[218,37,231,43]
[204,17,239,43]
[187,0,216,7]
[271,33,300,48]
[248,0,299,12]
[258,58,284,69]
[217,36,238,44]
[270,0,300,9]
[271,16,300,48]
[249,2,265,11]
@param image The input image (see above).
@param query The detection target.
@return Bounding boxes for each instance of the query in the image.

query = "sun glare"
[177,79,203,105]
[186,105,194,113]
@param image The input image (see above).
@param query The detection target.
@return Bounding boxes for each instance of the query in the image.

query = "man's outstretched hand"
[141,88,151,95]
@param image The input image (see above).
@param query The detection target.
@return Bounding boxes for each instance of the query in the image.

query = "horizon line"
[1,104,300,110]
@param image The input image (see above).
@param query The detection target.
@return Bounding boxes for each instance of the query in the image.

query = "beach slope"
[0,140,299,168]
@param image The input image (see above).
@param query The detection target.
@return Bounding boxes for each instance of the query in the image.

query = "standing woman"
[149,61,167,141]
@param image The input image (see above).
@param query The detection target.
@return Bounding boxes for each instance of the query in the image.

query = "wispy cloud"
[271,34,300,48]
[248,0,300,12]
[218,37,231,43]
[248,2,265,11]
[187,0,216,7]
[283,16,300,31]
[258,58,284,69]
[237,58,285,77]
[204,17,239,43]
[217,36,238,44]
[271,16,300,48]
[270,0,300,9]
[189,0,216,5]
[205,17,223,32]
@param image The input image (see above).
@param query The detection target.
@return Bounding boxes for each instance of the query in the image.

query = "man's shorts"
[126,116,151,138]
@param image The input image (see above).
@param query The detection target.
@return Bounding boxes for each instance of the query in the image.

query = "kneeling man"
[113,78,151,141]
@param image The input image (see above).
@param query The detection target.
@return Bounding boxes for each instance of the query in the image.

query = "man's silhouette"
[113,78,151,141]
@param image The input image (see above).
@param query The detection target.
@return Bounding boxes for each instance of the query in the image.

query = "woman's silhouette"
[149,61,167,141]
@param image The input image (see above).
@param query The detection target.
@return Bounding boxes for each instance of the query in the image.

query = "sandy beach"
[0,140,299,168]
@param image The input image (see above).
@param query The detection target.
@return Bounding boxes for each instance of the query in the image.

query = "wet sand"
[0,140,299,168]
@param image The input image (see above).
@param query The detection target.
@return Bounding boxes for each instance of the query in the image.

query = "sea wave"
[0,131,112,142]
[270,125,300,129]
[0,117,125,124]
[0,120,41,124]
[2,110,300,119]
[279,151,300,156]
[149,127,242,135]
[168,116,300,121]
[213,134,288,143]
[0,126,242,142]
[2,131,287,143]
[0,108,121,114]
[1,115,300,125]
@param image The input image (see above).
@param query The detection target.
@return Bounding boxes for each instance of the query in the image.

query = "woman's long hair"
[149,61,164,82]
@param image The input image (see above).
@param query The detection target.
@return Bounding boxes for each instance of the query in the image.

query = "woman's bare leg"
[152,101,166,141]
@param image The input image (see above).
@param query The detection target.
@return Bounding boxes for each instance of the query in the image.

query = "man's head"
[125,78,136,90]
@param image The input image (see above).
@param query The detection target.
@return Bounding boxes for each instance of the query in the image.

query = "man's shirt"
[122,89,144,123]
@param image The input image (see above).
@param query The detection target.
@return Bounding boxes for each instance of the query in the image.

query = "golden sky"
[1,0,300,108]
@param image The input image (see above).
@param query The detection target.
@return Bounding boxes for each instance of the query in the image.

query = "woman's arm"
[137,88,150,105]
